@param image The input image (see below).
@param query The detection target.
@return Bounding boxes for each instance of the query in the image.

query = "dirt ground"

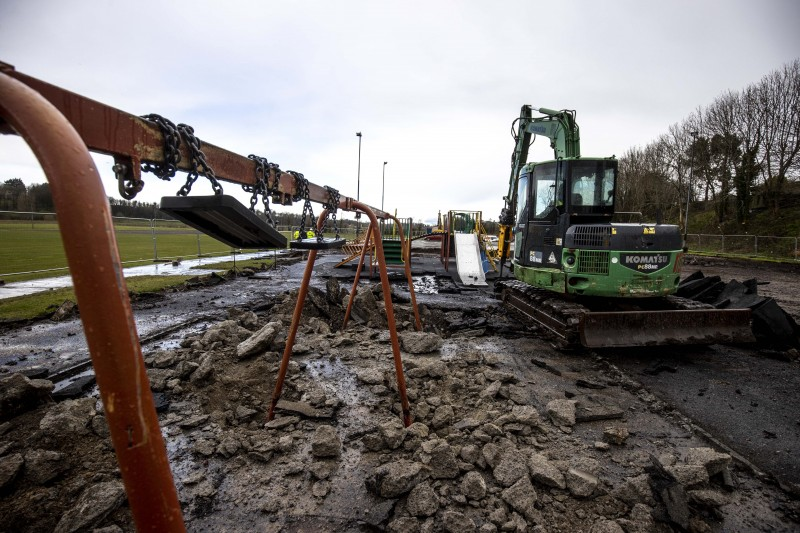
[0,251,799,532]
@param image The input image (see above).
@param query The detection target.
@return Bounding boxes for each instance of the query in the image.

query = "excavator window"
[569,160,617,211]
[530,162,562,219]
[515,174,529,223]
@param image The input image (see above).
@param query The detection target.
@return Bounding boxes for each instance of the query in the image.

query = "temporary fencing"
[686,233,799,261]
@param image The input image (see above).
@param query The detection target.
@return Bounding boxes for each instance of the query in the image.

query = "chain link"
[140,114,182,180]
[322,186,341,238]
[288,171,317,240]
[176,123,223,196]
[246,155,279,227]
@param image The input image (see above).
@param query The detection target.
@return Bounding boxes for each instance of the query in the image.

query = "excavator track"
[497,279,756,349]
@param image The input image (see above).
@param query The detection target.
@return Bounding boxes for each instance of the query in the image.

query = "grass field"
[1,214,371,285]
[0,221,294,283]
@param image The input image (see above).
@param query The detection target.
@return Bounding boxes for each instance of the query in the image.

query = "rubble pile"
[0,280,798,532]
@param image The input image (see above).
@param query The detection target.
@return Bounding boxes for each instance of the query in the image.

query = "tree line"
[0,179,376,231]
[617,59,800,229]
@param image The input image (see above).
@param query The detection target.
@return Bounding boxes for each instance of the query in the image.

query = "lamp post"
[356,132,362,239]
[684,130,699,247]
[381,161,388,212]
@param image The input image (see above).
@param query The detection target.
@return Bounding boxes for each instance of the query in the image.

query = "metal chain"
[323,186,341,238]
[176,123,223,196]
[288,171,316,240]
[246,155,278,226]
[140,114,182,180]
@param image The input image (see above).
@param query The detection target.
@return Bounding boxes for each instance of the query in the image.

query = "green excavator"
[497,105,754,348]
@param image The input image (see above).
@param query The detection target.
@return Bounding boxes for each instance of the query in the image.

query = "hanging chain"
[322,186,341,238]
[140,114,182,180]
[176,123,223,196]
[288,171,317,240]
[246,155,279,227]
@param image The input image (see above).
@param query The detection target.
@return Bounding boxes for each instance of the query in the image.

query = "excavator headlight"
[565,255,576,266]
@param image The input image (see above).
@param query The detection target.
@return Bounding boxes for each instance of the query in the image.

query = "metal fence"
[0,210,291,281]
[686,233,799,261]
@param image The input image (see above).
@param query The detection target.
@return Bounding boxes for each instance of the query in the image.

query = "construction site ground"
[0,245,799,532]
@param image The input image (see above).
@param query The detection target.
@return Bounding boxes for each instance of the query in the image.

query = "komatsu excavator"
[497,106,754,348]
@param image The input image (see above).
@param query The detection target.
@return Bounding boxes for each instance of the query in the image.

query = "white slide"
[454,233,487,286]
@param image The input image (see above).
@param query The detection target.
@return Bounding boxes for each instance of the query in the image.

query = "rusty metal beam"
[0,71,185,530]
[0,61,390,218]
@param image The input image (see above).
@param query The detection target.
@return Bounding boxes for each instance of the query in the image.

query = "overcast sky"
[1,0,798,224]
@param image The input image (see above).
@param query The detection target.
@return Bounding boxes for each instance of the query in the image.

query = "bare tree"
[758,59,800,210]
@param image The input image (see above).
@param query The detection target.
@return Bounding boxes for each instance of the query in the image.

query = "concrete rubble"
[0,277,798,532]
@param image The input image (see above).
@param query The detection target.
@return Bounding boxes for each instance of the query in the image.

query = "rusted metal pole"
[386,214,422,331]
[267,246,319,421]
[0,72,185,531]
[354,201,412,427]
[342,223,374,330]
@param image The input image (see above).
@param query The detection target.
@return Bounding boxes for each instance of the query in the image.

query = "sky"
[1,0,798,225]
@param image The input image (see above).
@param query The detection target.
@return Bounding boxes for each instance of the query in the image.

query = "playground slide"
[454,233,488,286]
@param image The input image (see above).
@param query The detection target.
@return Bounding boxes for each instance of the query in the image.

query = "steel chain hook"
[323,186,341,238]
[246,155,278,227]
[176,123,223,196]
[288,171,316,240]
[140,114,182,181]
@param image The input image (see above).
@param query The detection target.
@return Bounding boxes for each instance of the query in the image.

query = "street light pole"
[684,130,699,248]
[381,161,388,212]
[356,132,362,239]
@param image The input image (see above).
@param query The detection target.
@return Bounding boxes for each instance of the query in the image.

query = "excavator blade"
[579,309,755,348]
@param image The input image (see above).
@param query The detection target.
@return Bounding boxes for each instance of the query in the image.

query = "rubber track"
[497,279,717,349]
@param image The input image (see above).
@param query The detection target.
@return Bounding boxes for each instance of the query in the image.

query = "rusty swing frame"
[0,62,420,532]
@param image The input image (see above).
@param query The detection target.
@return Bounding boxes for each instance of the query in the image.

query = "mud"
[0,250,799,532]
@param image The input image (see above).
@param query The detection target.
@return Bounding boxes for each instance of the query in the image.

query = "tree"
[27,182,54,212]
[0,178,28,211]
[758,60,800,210]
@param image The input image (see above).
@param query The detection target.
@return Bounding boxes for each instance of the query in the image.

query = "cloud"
[2,0,798,223]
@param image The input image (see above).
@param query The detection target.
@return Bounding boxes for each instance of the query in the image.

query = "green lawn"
[0,225,259,282]
[0,219,368,284]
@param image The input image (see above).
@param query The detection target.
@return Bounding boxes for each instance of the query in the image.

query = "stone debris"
[311,425,341,457]
[0,373,54,420]
[528,453,566,489]
[406,481,439,517]
[565,467,600,498]
[23,449,67,485]
[399,331,444,354]
[0,453,24,492]
[546,398,577,428]
[602,425,630,445]
[0,281,793,533]
[366,460,429,498]
[53,480,126,533]
[236,320,282,359]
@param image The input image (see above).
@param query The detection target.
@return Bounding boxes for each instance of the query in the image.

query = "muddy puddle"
[0,250,286,300]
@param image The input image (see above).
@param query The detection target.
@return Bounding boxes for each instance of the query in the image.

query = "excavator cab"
[513,155,685,298]
[514,158,616,284]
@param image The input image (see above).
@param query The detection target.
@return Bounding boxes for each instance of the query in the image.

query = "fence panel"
[688,233,798,261]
